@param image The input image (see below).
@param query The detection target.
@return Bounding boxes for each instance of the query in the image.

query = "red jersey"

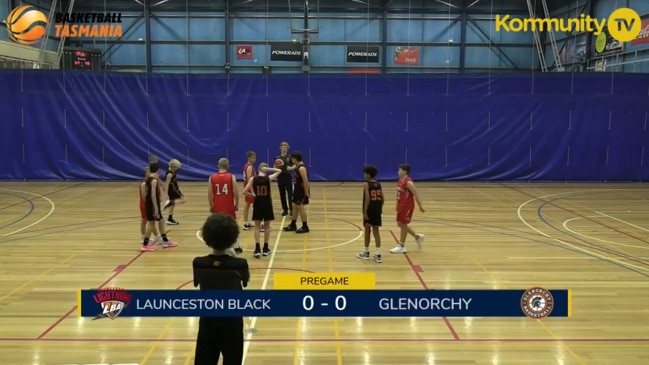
[397,176,414,206]
[210,172,235,215]
[243,162,256,185]
[139,178,146,207]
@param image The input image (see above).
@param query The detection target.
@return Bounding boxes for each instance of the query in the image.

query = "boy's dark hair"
[363,165,378,178]
[290,151,303,162]
[149,162,160,173]
[201,213,240,251]
[398,164,411,174]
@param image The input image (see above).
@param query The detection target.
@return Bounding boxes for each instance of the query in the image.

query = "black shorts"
[168,188,183,200]
[252,201,274,221]
[364,209,382,227]
[292,190,309,205]
[145,200,162,221]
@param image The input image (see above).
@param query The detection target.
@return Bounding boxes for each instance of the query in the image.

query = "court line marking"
[0,254,76,304]
[0,192,35,229]
[562,216,649,250]
[0,189,56,237]
[194,226,362,253]
[322,188,343,365]
[388,230,460,341]
[36,252,145,339]
[241,215,286,364]
[3,337,648,343]
[472,256,586,364]
[516,189,649,272]
[139,319,176,365]
[596,211,649,233]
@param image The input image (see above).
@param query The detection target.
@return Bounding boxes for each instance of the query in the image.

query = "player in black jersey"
[163,159,184,225]
[193,213,249,365]
[141,162,177,251]
[357,165,384,263]
[283,151,310,233]
[243,163,283,258]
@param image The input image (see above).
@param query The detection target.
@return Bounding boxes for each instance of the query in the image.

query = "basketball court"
[1,181,648,364]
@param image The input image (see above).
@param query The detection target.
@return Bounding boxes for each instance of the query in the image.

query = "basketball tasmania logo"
[92,287,132,320]
[520,287,554,319]
[5,5,124,46]
[5,5,48,45]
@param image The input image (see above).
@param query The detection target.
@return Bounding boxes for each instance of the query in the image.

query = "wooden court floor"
[0,181,648,365]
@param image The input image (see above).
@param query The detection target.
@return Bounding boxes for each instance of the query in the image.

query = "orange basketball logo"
[6,5,49,45]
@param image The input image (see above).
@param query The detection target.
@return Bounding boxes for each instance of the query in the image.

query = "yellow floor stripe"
[323,188,344,365]
[0,255,75,303]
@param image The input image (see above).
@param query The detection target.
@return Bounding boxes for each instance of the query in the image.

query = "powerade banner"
[347,46,380,63]
[270,42,303,61]
[79,288,571,319]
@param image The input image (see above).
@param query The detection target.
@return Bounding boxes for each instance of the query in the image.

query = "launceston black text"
[136,298,271,310]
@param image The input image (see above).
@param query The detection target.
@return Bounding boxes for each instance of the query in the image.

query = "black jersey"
[363,180,384,212]
[295,164,308,194]
[252,176,271,203]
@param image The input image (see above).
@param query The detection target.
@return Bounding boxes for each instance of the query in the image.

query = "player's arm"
[150,179,160,215]
[244,165,253,183]
[239,259,250,288]
[299,166,310,196]
[231,174,239,210]
[192,260,200,287]
[243,176,254,196]
[406,181,425,212]
[164,172,172,194]
[265,167,282,181]
[207,176,213,211]
[363,182,370,218]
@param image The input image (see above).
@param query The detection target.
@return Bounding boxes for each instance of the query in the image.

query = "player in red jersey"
[242,151,257,231]
[208,158,243,254]
[390,164,425,254]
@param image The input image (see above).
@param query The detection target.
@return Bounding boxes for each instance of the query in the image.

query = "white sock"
[376,248,381,255]
[364,247,369,253]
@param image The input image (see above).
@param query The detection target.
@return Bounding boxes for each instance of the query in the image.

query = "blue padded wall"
[1,71,648,182]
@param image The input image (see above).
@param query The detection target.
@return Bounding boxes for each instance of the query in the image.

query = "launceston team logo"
[92,287,132,320]
[521,286,554,319]
[5,5,123,46]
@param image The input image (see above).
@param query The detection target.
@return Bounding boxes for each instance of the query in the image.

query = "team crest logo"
[521,286,554,319]
[92,287,132,320]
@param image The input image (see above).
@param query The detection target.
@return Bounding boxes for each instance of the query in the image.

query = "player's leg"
[140,219,147,243]
[262,206,274,255]
[286,180,294,215]
[243,200,252,230]
[284,202,300,231]
[220,324,244,365]
[156,213,177,248]
[372,226,382,263]
[390,208,411,253]
[357,222,372,260]
[277,177,289,215]
[166,204,177,225]
[194,331,221,365]
[141,201,158,251]
[253,220,262,258]
[295,196,309,233]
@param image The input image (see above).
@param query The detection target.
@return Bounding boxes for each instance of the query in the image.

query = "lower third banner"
[79,287,570,320]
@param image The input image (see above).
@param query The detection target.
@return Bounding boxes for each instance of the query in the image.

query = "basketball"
[6,5,49,45]
[275,158,284,167]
